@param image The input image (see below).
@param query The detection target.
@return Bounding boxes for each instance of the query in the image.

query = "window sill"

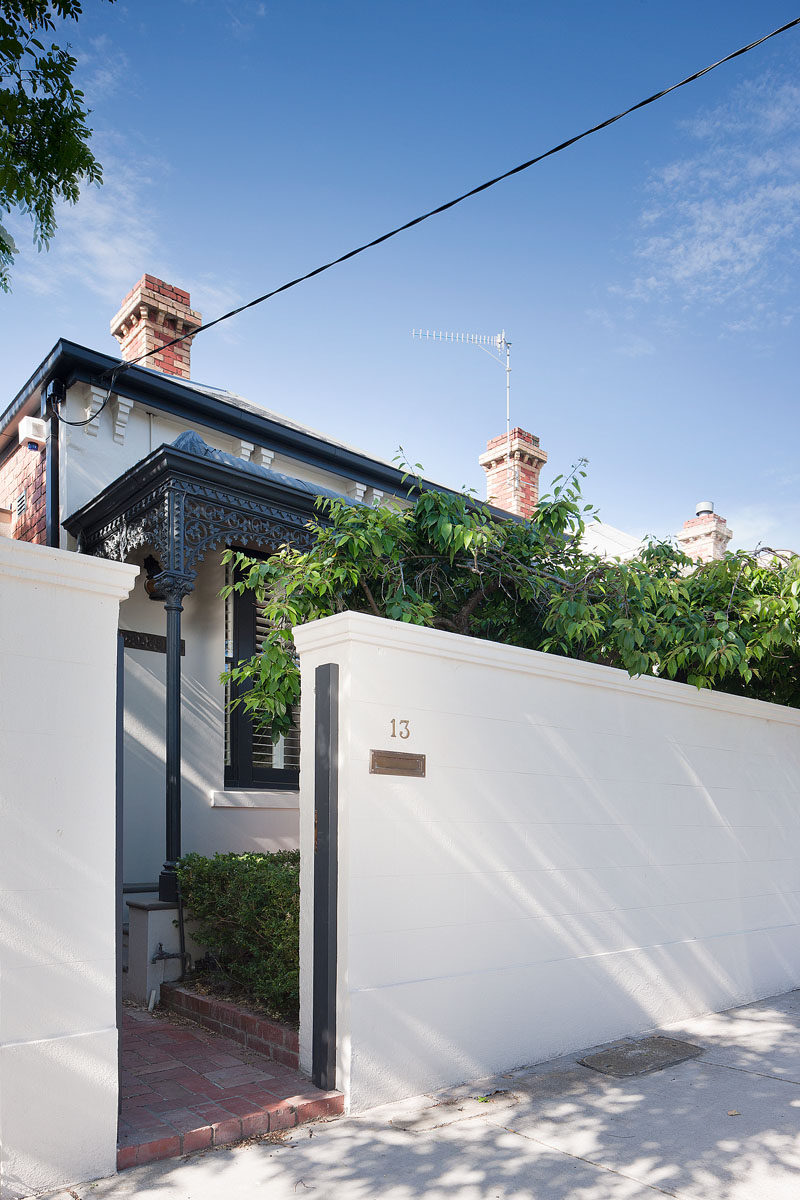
[211,789,300,810]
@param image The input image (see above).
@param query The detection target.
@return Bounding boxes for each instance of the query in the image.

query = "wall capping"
[0,538,138,600]
[293,611,800,728]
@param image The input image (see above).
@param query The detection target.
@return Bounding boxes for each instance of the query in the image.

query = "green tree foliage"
[0,1,111,290]
[222,464,800,736]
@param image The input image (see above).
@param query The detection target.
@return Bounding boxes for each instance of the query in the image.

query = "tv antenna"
[412,328,515,507]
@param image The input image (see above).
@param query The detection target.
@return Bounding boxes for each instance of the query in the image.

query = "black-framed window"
[224,565,300,790]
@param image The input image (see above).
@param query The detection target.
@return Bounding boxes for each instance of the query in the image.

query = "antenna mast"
[412,329,515,507]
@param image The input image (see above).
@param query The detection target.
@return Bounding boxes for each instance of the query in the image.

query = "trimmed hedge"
[177,850,300,1021]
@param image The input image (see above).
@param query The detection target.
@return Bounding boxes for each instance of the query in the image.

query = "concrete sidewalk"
[45,989,800,1199]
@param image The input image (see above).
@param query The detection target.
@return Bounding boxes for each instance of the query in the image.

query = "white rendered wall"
[0,540,137,1198]
[294,612,800,1112]
[119,551,299,885]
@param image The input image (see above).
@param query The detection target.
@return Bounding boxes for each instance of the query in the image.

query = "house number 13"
[390,719,411,739]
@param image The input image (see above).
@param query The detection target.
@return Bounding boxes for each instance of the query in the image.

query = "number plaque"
[369,749,426,778]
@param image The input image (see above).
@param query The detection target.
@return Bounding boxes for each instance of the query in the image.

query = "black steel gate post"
[312,663,339,1091]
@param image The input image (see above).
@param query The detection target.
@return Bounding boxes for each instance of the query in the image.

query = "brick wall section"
[110,275,202,380]
[0,442,46,544]
[160,984,299,1070]
[479,427,548,519]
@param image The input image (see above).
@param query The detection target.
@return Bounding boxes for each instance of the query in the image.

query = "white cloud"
[585,307,655,357]
[9,155,245,351]
[585,306,615,331]
[9,144,165,303]
[226,2,268,37]
[616,70,800,331]
[725,501,800,554]
[76,35,132,104]
[614,334,655,358]
[187,276,245,346]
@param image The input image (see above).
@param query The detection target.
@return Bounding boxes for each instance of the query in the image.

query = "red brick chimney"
[479,428,548,518]
[110,275,202,379]
[675,502,733,563]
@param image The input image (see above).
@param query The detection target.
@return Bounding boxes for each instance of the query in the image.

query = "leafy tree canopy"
[222,465,800,738]
[0,0,111,290]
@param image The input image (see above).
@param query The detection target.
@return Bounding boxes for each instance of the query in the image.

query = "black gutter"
[3,340,453,502]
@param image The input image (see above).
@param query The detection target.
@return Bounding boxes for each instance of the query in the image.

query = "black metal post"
[312,662,339,1091]
[158,574,192,902]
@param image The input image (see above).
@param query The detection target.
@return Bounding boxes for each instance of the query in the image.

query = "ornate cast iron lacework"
[85,486,172,567]
[181,487,316,574]
[80,476,316,596]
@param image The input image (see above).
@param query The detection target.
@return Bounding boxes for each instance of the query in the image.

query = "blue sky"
[4,1,800,550]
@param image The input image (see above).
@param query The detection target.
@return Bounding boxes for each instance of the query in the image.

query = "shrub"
[177,850,300,1021]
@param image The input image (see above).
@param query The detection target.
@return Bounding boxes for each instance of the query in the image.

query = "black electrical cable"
[93,14,798,387]
[49,366,124,427]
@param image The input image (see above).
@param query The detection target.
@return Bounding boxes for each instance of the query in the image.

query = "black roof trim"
[4,339,449,499]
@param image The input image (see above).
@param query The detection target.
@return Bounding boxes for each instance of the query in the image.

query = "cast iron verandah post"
[157,570,194,901]
[156,535,195,901]
[157,570,195,902]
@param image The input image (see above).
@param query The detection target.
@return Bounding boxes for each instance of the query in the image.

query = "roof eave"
[2,340,451,498]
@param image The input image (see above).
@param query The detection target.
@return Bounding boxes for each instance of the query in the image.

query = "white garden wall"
[294,612,800,1112]
[0,540,137,1198]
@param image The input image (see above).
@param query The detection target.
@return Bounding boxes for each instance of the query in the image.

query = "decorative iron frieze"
[120,630,186,656]
[182,494,315,574]
[76,468,316,594]
[82,485,171,565]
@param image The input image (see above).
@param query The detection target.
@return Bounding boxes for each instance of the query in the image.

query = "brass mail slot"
[369,749,426,778]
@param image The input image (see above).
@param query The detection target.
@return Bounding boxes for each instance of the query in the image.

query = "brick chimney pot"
[675,508,733,563]
[111,275,202,380]
[479,427,547,519]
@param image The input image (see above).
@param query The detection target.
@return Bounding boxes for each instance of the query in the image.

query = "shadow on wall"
[338,667,800,1109]
[0,1026,116,1199]
[123,650,167,884]
[122,642,297,885]
[0,711,119,1197]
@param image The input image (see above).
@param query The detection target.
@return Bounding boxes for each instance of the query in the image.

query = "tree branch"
[360,578,381,618]
[455,582,499,634]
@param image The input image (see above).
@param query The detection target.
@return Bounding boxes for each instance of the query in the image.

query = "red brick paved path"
[119,1006,342,1169]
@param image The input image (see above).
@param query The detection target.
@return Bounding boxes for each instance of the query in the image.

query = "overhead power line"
[104,16,799,383]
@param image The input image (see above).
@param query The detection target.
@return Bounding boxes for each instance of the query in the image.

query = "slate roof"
[185,380,401,473]
[171,430,349,503]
